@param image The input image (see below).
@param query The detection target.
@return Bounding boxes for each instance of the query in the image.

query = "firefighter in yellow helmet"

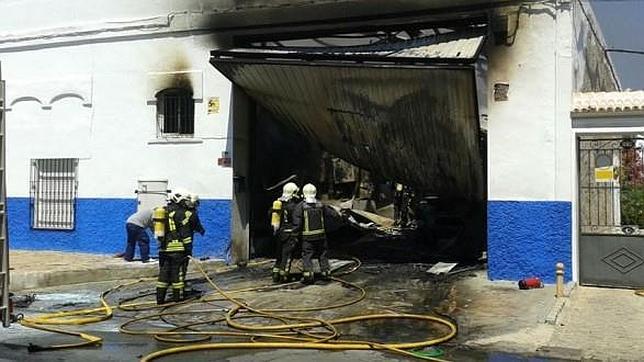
[291,183,332,284]
[155,188,202,304]
[270,182,302,283]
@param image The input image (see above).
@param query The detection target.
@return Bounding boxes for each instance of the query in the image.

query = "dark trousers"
[157,252,185,303]
[181,243,193,285]
[125,223,150,261]
[274,235,299,272]
[302,238,330,273]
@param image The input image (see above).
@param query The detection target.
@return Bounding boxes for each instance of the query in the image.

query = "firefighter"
[181,192,205,293]
[270,182,302,283]
[155,189,201,304]
[291,183,332,284]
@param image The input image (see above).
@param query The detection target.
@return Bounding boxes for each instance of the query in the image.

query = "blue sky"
[591,0,644,89]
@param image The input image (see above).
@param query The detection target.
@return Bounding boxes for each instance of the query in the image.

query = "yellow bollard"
[555,262,565,298]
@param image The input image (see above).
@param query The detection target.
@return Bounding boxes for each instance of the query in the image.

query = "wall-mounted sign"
[594,166,614,183]
[208,97,220,114]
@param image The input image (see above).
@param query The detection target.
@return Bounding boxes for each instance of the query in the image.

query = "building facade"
[0,0,624,284]
[486,1,618,283]
[0,1,235,257]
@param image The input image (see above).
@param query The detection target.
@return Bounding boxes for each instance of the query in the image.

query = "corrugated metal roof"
[216,31,485,63]
[389,35,484,59]
[573,91,644,113]
[212,59,484,200]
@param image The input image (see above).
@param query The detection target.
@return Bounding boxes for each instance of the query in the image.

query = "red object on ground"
[518,277,543,289]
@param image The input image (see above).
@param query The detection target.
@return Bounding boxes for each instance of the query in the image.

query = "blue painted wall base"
[7,197,231,258]
[488,200,572,283]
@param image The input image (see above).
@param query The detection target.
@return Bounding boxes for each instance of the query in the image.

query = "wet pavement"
[0,261,573,361]
[9,250,226,291]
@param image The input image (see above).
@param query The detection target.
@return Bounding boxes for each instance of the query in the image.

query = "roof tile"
[573,91,644,113]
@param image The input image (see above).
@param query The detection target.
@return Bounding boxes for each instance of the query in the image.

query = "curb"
[10,259,228,291]
[544,297,567,325]
[544,282,576,325]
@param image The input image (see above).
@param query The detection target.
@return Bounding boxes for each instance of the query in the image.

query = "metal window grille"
[156,88,194,136]
[29,158,78,230]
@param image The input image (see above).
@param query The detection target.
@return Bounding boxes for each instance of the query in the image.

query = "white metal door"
[136,180,168,212]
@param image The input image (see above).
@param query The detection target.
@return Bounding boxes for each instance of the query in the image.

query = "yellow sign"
[594,166,614,182]
[208,97,220,114]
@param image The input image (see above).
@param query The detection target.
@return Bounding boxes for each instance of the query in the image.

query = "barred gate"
[579,135,644,288]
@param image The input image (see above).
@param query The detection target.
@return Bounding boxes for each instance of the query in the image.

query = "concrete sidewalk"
[9,250,227,291]
[453,273,644,361]
[545,286,644,360]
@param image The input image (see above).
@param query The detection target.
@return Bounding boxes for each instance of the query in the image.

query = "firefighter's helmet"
[186,193,200,209]
[281,182,299,201]
[302,183,317,203]
[170,188,190,205]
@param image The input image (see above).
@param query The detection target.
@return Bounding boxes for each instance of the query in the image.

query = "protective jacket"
[292,201,329,242]
[274,197,300,239]
[160,203,200,253]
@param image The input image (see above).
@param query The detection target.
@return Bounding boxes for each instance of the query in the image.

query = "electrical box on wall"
[136,180,169,212]
[218,151,231,167]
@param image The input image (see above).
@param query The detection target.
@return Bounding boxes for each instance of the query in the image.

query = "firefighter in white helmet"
[270,182,302,283]
[155,188,203,304]
[291,183,332,284]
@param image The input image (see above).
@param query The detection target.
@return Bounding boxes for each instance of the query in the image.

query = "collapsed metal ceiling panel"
[225,30,485,63]
[212,59,484,200]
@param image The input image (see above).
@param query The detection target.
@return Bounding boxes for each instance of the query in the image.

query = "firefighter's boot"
[172,289,183,303]
[279,270,289,283]
[302,271,314,285]
[320,271,330,281]
[156,288,167,305]
[271,268,281,283]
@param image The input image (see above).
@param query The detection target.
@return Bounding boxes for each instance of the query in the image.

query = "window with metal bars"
[155,88,194,136]
[29,158,78,230]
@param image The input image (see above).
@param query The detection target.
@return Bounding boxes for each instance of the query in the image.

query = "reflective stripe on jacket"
[302,203,325,240]
[161,207,194,252]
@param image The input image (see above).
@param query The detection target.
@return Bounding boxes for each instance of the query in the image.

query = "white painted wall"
[487,3,574,202]
[1,7,233,199]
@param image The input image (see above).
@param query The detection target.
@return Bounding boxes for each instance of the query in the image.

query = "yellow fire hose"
[18,257,458,361]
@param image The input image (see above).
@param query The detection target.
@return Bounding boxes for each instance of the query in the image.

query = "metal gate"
[579,135,644,288]
[0,65,9,326]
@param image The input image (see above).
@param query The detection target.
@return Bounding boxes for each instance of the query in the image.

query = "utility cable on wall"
[605,48,644,56]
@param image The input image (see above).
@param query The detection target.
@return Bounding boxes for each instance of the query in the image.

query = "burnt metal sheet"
[224,30,485,63]
[392,35,484,59]
[212,59,484,200]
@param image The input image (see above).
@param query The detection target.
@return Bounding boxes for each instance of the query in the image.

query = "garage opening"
[215,26,488,264]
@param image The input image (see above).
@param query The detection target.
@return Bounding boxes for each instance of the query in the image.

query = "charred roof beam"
[211,50,478,66]
[233,15,488,46]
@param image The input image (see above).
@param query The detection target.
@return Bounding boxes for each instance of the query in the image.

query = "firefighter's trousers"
[274,233,299,272]
[302,238,330,275]
[156,252,185,304]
